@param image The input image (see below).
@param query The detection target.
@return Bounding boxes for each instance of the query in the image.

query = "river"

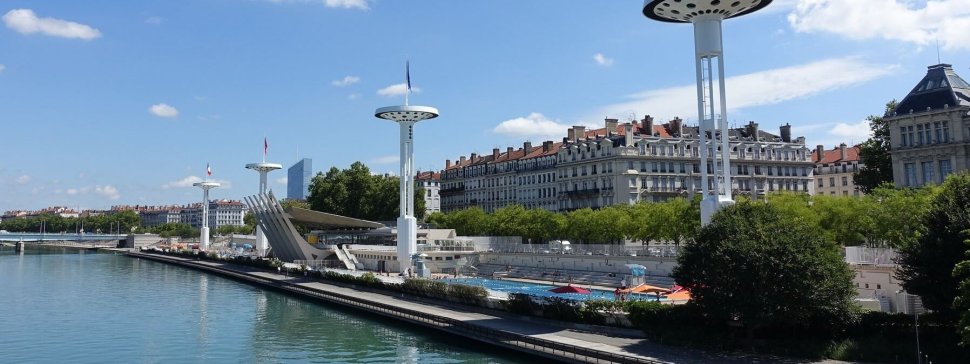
[0,247,524,363]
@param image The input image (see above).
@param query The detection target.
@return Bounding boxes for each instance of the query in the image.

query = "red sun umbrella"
[549,285,591,294]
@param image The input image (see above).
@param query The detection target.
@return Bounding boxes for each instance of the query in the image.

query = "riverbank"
[127,251,855,364]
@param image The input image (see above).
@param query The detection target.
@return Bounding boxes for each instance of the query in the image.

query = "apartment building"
[416,171,441,215]
[441,116,813,212]
[812,143,864,197]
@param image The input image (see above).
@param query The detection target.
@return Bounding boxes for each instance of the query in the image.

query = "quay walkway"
[126,251,849,364]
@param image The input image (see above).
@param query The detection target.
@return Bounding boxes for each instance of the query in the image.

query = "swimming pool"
[444,277,665,302]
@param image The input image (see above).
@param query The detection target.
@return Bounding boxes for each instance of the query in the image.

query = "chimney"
[747,121,759,142]
[446,159,452,168]
[624,123,634,147]
[492,148,500,160]
[839,143,847,161]
[470,153,478,162]
[669,117,683,137]
[573,126,586,141]
[459,155,466,165]
[780,123,792,143]
[567,127,576,142]
[605,118,618,136]
[507,146,514,155]
[543,140,553,152]
[642,115,654,136]
[815,145,825,163]
[523,141,533,151]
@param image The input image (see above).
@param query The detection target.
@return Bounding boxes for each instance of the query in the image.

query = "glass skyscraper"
[287,158,312,200]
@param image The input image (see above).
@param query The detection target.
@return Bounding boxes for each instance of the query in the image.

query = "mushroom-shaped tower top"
[375,105,439,123]
[643,0,772,23]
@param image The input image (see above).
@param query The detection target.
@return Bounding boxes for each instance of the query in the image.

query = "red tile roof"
[416,171,441,181]
[581,121,673,139]
[812,145,861,164]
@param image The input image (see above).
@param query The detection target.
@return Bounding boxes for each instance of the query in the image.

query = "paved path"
[130,252,855,364]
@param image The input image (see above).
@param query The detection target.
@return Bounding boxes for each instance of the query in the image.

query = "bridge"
[0,232,126,243]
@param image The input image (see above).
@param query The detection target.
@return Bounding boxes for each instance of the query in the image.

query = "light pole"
[374,62,439,274]
[246,138,282,257]
[642,0,773,225]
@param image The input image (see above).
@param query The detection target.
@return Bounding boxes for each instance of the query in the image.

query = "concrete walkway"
[130,252,855,364]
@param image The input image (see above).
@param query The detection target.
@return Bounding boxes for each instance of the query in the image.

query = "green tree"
[853,100,897,193]
[954,236,970,346]
[863,184,935,248]
[897,173,970,320]
[445,207,490,236]
[672,202,857,336]
[306,161,427,221]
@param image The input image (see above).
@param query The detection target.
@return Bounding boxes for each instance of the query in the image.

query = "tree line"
[428,184,934,248]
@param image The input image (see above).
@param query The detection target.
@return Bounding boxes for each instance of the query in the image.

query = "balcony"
[564,188,601,199]
[438,186,465,196]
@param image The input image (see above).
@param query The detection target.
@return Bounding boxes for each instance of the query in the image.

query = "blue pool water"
[445,277,665,302]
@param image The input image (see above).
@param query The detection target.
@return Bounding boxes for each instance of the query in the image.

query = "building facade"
[287,158,313,200]
[139,207,182,227]
[416,171,441,215]
[889,64,970,187]
[812,143,863,197]
[440,116,813,212]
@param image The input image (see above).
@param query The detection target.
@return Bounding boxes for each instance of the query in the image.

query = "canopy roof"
[285,206,385,230]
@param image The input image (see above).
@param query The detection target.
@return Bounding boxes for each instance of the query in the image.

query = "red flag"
[207,163,212,176]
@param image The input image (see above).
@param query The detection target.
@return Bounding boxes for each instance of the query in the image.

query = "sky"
[2,0,970,211]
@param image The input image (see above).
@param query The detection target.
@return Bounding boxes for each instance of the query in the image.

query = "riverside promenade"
[126,251,849,364]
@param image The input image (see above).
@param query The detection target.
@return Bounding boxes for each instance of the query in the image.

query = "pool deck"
[127,251,854,364]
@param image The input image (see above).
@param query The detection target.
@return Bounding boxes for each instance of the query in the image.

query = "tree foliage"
[0,210,141,234]
[672,202,857,335]
[897,173,970,319]
[954,236,970,347]
[854,100,897,193]
[306,161,425,221]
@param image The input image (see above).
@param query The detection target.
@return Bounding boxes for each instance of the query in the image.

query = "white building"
[416,171,441,215]
[812,143,864,197]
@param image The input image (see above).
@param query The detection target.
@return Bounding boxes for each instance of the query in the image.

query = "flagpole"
[405,60,410,106]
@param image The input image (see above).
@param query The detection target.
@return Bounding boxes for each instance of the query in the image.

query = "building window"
[842,176,848,186]
[917,124,924,145]
[943,121,950,142]
[905,163,917,187]
[924,123,932,144]
[818,178,823,187]
[940,159,952,182]
[829,177,835,187]
[907,126,915,146]
[900,127,908,146]
[934,122,942,143]
[920,161,935,186]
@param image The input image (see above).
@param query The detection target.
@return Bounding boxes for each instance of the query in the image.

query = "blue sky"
[2,0,969,210]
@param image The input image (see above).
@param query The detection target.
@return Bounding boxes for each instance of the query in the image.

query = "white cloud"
[493,112,592,141]
[265,0,369,10]
[66,188,79,195]
[831,120,872,141]
[275,176,288,185]
[95,185,120,200]
[0,64,5,73]
[14,175,30,185]
[145,17,163,25]
[377,83,420,97]
[347,93,361,100]
[788,0,970,51]
[371,155,399,164]
[331,75,360,87]
[599,57,896,121]
[162,175,232,189]
[149,103,179,118]
[3,9,102,40]
[593,53,614,67]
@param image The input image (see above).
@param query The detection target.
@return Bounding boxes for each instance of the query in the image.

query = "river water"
[0,247,523,363]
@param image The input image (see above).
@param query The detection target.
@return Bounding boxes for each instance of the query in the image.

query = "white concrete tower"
[193,166,220,251]
[375,63,439,274]
[642,0,773,225]
[246,139,282,257]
